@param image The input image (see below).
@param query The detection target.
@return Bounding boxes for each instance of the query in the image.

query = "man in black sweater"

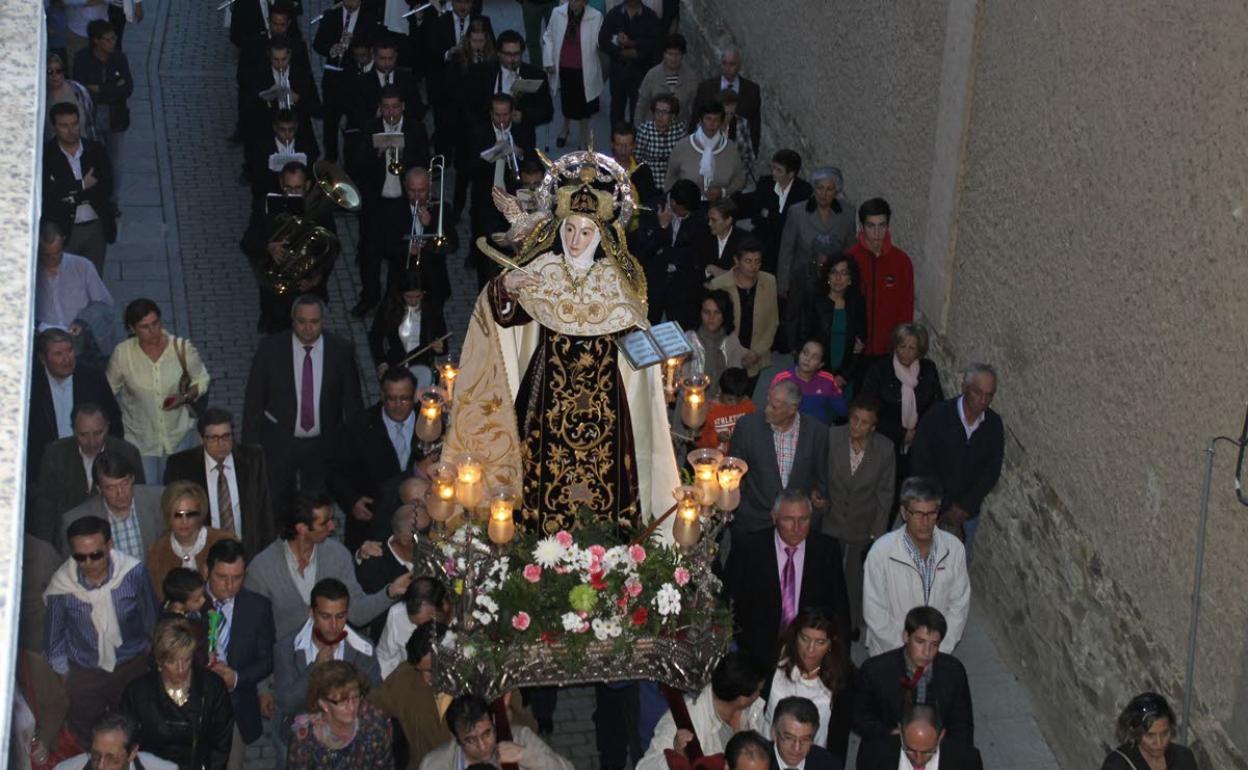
[910,362,1004,561]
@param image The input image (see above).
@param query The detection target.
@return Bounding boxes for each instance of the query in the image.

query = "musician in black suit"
[467,93,531,289]
[851,607,974,760]
[722,489,851,670]
[28,328,122,482]
[311,0,380,163]
[380,167,456,307]
[738,150,812,276]
[242,37,321,146]
[367,266,448,381]
[628,179,706,326]
[232,1,310,148]
[329,367,424,549]
[349,84,431,317]
[351,36,426,130]
[244,108,320,202]
[163,408,274,558]
[43,103,114,273]
[239,162,337,333]
[423,0,493,155]
[242,295,363,520]
[203,538,276,769]
[465,30,553,151]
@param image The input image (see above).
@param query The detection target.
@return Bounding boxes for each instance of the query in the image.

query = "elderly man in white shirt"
[35,220,116,359]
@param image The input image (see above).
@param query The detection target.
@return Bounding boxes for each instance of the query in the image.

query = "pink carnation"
[512,612,531,631]
[588,544,607,559]
[555,531,574,548]
[625,577,644,597]
[523,564,542,583]
[629,545,647,564]
[673,567,691,587]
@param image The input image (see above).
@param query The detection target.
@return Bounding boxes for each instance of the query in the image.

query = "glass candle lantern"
[427,461,458,522]
[687,448,723,506]
[487,489,517,545]
[679,374,711,429]
[415,390,445,443]
[439,361,459,402]
[671,486,702,547]
[715,457,749,511]
[455,456,485,509]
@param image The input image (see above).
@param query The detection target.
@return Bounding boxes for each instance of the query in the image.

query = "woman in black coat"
[860,323,943,489]
[1100,692,1198,770]
[802,253,868,388]
[122,618,234,770]
[368,267,448,387]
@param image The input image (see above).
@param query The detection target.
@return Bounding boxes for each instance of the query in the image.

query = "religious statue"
[445,150,680,537]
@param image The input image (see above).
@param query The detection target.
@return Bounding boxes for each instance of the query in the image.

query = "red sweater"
[848,231,914,357]
[697,399,757,451]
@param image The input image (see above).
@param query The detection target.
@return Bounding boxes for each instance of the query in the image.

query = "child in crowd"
[161,567,209,664]
[697,367,757,452]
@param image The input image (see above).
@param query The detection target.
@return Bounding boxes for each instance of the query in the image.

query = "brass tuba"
[258,161,362,295]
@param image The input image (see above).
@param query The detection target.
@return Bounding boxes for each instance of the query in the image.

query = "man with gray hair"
[910,362,1004,559]
[723,488,850,672]
[727,378,829,537]
[862,477,970,656]
[767,696,840,770]
[694,47,762,154]
[854,703,984,770]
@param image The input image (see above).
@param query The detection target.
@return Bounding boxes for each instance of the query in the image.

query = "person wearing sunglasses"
[44,514,159,746]
[144,480,238,602]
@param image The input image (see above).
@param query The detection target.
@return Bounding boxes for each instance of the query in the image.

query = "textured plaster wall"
[684,0,1248,766]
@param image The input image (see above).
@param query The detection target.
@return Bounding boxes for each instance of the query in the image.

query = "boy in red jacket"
[848,198,914,359]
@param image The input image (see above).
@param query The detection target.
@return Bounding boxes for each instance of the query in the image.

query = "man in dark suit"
[694,48,761,155]
[909,363,1004,559]
[203,538,275,770]
[27,329,121,482]
[767,696,841,770]
[423,0,492,155]
[164,408,273,559]
[855,704,983,770]
[244,108,320,202]
[722,489,850,669]
[465,30,552,152]
[349,84,431,316]
[232,1,311,149]
[379,166,456,308]
[329,368,424,549]
[30,404,143,547]
[311,0,380,163]
[695,197,748,281]
[43,103,114,273]
[629,178,706,326]
[727,379,829,537]
[242,295,364,520]
[467,93,531,288]
[852,607,974,760]
[242,38,321,147]
[739,149,812,276]
[351,36,426,130]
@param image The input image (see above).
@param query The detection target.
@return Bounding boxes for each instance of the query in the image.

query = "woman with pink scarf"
[860,323,943,487]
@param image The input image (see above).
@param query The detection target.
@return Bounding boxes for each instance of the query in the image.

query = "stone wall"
[681,0,1248,767]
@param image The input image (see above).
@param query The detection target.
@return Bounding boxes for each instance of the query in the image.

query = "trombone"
[404,155,448,269]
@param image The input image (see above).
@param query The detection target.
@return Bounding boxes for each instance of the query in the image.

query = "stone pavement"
[105,0,1063,765]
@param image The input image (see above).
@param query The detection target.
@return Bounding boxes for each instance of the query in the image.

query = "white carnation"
[592,617,622,641]
[462,644,477,659]
[654,583,682,617]
[562,612,586,633]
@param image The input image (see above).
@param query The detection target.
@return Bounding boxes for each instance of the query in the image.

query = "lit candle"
[415,390,445,443]
[427,461,458,522]
[715,457,749,511]
[487,489,516,545]
[671,486,702,547]
[456,456,484,509]
[679,374,710,429]
[439,361,459,402]
[687,448,723,506]
[663,357,682,404]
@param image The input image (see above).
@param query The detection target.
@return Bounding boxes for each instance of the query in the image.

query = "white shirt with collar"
[773,746,806,770]
[716,226,734,261]
[498,65,518,96]
[292,616,374,665]
[284,541,319,605]
[54,752,178,770]
[58,142,99,223]
[720,75,741,93]
[79,448,98,493]
[381,409,415,469]
[292,334,324,438]
[204,450,243,537]
[775,179,793,214]
[376,68,396,88]
[376,600,416,679]
[898,747,940,770]
[955,395,984,440]
[342,6,358,34]
[47,369,75,438]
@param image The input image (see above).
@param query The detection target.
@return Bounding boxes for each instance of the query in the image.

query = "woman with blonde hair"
[145,480,236,600]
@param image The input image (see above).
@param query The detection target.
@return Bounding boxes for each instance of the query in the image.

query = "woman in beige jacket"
[707,239,778,383]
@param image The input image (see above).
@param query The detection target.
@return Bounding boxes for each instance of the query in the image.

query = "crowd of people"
[22,0,1199,769]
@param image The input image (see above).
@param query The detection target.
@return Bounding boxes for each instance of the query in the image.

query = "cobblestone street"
[102,0,1062,766]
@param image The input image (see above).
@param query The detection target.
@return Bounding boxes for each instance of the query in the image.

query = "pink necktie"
[780,546,796,631]
[300,346,315,431]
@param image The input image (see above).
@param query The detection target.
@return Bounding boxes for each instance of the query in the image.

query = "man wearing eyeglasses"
[164,407,274,557]
[768,696,839,770]
[862,477,970,658]
[45,515,159,745]
[60,451,164,558]
[854,703,983,770]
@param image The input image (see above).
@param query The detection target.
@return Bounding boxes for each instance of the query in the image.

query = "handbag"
[173,337,206,419]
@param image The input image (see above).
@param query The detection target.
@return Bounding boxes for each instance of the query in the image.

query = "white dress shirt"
[381,410,415,469]
[284,541,318,605]
[79,448,98,492]
[497,65,518,95]
[208,589,236,663]
[58,143,99,223]
[716,227,734,261]
[898,748,940,770]
[773,746,805,770]
[48,369,75,439]
[204,451,243,536]
[292,335,324,437]
[292,616,374,665]
[956,395,985,440]
[376,593,416,679]
[775,179,793,213]
[720,75,740,93]
[398,305,422,354]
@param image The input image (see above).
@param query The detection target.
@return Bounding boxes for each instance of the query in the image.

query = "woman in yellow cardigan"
[708,237,778,389]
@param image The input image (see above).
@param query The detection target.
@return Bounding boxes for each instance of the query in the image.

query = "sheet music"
[258,84,292,103]
[268,152,307,173]
[479,139,511,163]
[510,77,544,96]
[372,133,407,150]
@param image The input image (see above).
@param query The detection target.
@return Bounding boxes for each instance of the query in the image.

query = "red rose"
[631,607,649,626]
[540,631,559,645]
[589,570,608,590]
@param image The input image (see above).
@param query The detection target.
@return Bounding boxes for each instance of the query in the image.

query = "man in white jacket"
[862,477,970,656]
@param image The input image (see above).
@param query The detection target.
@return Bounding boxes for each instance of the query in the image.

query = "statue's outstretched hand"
[503,270,539,295]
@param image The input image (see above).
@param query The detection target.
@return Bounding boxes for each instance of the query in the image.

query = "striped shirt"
[109,503,145,560]
[636,120,688,190]
[45,560,159,674]
[901,530,938,605]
